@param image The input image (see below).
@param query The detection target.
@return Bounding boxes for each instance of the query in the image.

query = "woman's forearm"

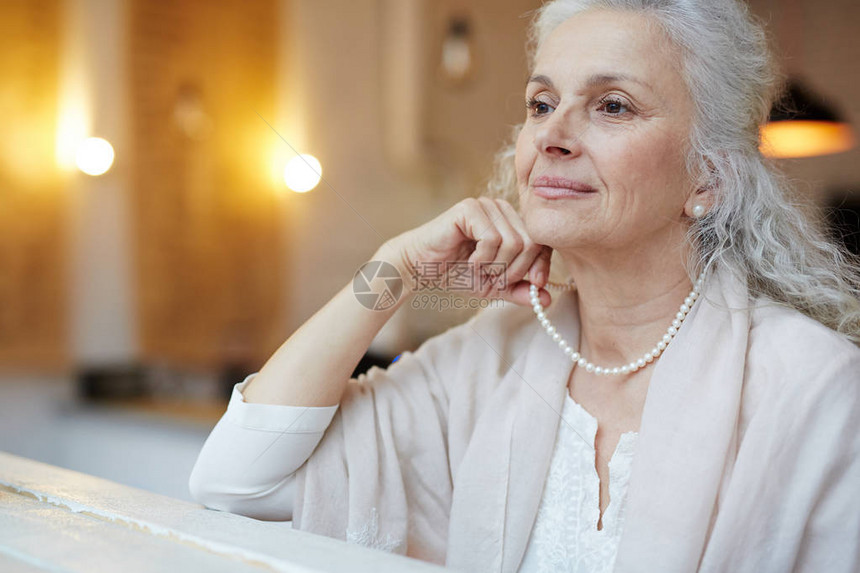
[241,244,413,407]
[241,195,553,407]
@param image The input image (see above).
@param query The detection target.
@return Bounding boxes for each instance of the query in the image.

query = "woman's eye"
[599,97,631,116]
[526,98,553,117]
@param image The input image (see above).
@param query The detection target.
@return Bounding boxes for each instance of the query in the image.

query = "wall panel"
[0,0,66,369]
[129,0,284,370]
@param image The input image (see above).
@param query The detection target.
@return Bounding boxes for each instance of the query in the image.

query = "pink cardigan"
[290,267,860,572]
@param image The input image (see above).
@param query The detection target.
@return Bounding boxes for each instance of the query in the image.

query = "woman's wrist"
[371,241,420,297]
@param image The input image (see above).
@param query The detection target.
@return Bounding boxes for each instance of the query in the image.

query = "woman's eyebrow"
[526,74,556,90]
[526,72,652,92]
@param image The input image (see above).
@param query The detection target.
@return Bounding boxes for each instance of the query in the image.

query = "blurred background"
[0,0,857,503]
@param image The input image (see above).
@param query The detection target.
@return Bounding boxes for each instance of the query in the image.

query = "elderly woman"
[189,0,860,571]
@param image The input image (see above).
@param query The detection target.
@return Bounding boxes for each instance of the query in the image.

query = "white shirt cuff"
[223,373,339,433]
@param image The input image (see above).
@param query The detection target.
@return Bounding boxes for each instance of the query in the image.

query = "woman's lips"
[531,175,597,199]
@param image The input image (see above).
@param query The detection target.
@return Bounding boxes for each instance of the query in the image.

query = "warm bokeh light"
[56,82,90,172]
[75,137,115,176]
[283,154,322,193]
[760,121,856,159]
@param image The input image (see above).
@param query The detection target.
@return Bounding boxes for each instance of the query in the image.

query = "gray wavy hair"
[485,0,860,343]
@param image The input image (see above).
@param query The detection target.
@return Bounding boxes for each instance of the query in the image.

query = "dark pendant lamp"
[760,78,855,159]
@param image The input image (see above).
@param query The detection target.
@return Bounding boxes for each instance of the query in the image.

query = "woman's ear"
[684,157,719,218]
[684,185,716,219]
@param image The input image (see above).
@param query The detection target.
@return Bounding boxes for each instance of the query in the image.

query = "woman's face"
[516,9,697,254]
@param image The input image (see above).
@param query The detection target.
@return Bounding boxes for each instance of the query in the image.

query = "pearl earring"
[692,204,706,218]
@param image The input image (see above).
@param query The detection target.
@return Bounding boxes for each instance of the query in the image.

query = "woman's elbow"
[188,464,229,511]
[188,467,295,522]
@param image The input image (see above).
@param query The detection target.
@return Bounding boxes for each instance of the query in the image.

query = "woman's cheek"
[602,139,652,184]
[514,148,531,190]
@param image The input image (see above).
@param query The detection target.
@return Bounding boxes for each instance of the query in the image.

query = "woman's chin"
[523,211,591,248]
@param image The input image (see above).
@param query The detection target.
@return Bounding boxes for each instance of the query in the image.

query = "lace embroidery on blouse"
[518,393,639,573]
[345,507,405,554]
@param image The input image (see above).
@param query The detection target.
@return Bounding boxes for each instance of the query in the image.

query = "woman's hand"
[378,197,553,307]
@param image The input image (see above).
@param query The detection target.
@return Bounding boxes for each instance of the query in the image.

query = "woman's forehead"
[532,9,683,93]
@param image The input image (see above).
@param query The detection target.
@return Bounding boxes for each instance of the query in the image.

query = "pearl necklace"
[529,272,706,376]
[545,280,575,291]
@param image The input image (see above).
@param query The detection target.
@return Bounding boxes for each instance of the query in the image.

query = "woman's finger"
[500,279,552,307]
[460,199,502,278]
[472,198,523,293]
[492,199,546,291]
[527,245,553,289]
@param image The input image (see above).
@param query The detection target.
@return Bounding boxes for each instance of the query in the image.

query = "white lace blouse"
[518,392,639,573]
[189,376,639,571]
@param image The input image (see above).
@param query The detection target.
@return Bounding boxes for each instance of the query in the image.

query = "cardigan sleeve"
[289,308,497,564]
[698,311,860,573]
[188,374,339,521]
[777,350,860,572]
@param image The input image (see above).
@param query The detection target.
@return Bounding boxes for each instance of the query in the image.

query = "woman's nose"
[533,111,583,157]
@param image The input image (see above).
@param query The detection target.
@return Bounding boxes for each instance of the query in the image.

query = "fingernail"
[536,271,545,286]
